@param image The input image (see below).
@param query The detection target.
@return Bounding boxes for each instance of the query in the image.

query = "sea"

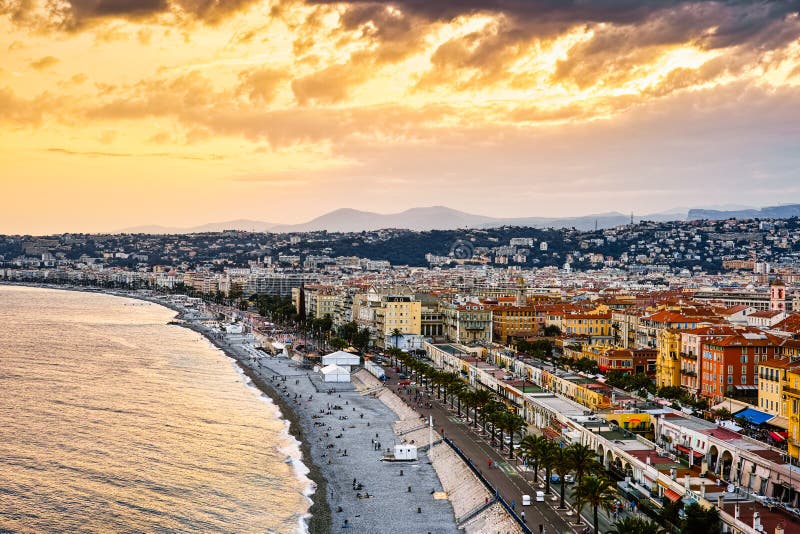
[0,286,311,533]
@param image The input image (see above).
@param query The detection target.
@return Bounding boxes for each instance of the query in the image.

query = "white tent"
[321,364,350,383]
[321,350,360,372]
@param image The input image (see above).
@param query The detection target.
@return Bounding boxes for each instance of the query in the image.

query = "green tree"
[518,435,547,483]
[539,440,558,495]
[567,443,601,486]
[680,503,722,534]
[573,475,616,534]
[390,327,403,349]
[502,412,526,459]
[608,516,666,534]
[552,445,571,508]
[329,337,349,350]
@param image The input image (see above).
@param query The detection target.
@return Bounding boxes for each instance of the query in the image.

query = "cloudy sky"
[2,0,800,234]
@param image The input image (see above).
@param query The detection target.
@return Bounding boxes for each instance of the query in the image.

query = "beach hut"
[321,364,350,383]
[321,350,360,372]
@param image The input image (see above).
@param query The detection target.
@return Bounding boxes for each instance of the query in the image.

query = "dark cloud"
[0,0,260,30]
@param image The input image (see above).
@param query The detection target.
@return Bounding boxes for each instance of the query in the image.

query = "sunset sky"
[2,0,800,234]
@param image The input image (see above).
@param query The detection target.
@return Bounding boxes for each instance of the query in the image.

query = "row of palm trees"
[387,348,665,534]
[388,348,527,457]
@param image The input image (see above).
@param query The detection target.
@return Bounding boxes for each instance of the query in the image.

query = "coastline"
[187,322,331,534]
[0,283,330,534]
[0,283,467,534]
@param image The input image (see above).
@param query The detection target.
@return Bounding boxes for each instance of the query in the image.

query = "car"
[398,373,408,379]
[535,491,545,502]
[522,494,531,506]
[550,474,560,484]
[564,474,575,484]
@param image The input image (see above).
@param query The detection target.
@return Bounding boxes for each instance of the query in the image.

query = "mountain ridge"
[116,203,798,235]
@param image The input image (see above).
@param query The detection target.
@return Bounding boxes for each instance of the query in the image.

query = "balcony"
[680,368,697,377]
[784,385,800,397]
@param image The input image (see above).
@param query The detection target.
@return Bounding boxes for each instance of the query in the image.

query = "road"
[384,367,637,534]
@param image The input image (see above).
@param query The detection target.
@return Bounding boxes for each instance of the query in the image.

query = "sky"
[2,0,800,234]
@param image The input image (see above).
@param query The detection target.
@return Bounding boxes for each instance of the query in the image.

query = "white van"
[522,494,531,506]
[535,491,545,502]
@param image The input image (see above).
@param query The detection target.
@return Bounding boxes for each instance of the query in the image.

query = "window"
[728,375,733,384]
[741,376,746,384]
[728,365,734,374]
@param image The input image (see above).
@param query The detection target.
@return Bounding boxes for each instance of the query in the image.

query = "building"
[700,331,783,404]
[758,358,798,416]
[490,305,539,343]
[375,295,422,348]
[442,300,493,344]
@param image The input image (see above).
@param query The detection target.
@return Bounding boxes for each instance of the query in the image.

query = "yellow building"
[376,295,421,346]
[491,305,539,343]
[656,329,681,388]
[561,309,614,346]
[785,367,800,460]
[758,359,794,416]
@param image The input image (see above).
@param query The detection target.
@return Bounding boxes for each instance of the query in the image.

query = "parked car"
[550,474,560,484]
[564,474,575,484]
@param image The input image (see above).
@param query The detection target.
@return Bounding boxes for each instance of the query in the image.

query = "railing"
[784,385,800,396]
[443,437,533,534]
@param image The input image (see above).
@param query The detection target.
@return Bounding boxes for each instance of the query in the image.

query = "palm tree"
[573,475,616,534]
[472,389,493,428]
[539,440,558,494]
[450,381,466,415]
[390,327,403,349]
[502,412,526,459]
[460,390,476,425]
[567,443,601,486]
[607,516,666,534]
[553,445,571,508]
[518,435,546,483]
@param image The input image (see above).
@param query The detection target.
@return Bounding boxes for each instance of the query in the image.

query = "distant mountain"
[119,219,276,234]
[688,204,800,221]
[269,206,497,233]
[117,202,799,235]
[269,206,686,233]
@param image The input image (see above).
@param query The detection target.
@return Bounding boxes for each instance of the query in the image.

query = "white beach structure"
[321,350,360,372]
[321,364,350,383]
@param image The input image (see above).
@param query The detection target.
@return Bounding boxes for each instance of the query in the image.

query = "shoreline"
[186,322,331,534]
[1,283,470,533]
[0,283,330,534]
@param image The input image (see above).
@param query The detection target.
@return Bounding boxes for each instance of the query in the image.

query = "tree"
[390,327,403,349]
[502,412,526,459]
[539,440,558,495]
[473,389,493,429]
[329,337,349,350]
[608,517,666,534]
[567,443,601,486]
[353,328,371,352]
[680,503,722,534]
[553,445,571,508]
[543,325,561,337]
[518,435,547,483]
[573,475,616,534]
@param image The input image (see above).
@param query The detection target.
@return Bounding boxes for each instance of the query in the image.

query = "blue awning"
[736,407,773,426]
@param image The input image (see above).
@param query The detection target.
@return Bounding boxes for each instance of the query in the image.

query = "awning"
[768,416,790,430]
[735,407,774,426]
[710,399,749,414]
[769,431,785,442]
[664,489,682,503]
[692,450,704,458]
[675,444,691,454]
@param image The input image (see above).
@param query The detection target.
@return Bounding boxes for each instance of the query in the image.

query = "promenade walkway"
[384,368,635,534]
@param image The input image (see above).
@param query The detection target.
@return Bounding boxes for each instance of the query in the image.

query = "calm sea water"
[0,286,310,533]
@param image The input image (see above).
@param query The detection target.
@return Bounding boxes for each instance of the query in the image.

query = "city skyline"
[3,0,800,234]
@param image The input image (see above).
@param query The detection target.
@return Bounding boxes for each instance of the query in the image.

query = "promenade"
[384,367,633,534]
